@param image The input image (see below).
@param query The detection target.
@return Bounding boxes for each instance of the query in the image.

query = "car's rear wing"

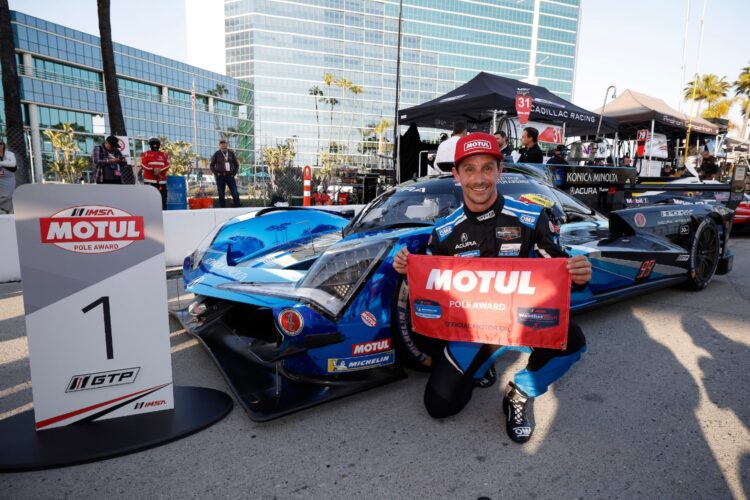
[624,162,748,211]
[506,162,748,213]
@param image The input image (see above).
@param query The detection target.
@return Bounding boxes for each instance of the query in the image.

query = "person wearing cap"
[546,144,569,165]
[141,137,170,209]
[0,140,17,213]
[210,138,241,207]
[434,121,468,171]
[517,127,544,164]
[392,132,590,444]
[92,136,127,184]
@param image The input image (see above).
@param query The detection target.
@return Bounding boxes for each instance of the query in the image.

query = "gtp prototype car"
[176,170,735,420]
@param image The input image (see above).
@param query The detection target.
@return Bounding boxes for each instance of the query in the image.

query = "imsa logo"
[40,205,145,254]
[66,367,140,392]
[134,399,167,410]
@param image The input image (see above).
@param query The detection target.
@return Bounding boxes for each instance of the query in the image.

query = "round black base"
[0,385,233,472]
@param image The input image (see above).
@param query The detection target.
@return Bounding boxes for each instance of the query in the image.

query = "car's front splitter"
[170,309,406,422]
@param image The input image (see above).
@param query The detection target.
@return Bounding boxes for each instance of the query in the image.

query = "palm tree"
[206,83,228,97]
[335,77,352,155]
[734,64,750,140]
[0,0,30,185]
[683,73,731,118]
[322,73,337,153]
[348,84,364,163]
[308,85,324,163]
[374,118,392,156]
[701,98,734,119]
[97,0,126,137]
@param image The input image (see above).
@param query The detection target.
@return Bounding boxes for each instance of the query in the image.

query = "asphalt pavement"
[1,236,749,500]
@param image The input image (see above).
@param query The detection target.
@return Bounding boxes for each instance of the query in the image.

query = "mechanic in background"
[393,132,590,444]
[434,121,468,170]
[141,137,170,209]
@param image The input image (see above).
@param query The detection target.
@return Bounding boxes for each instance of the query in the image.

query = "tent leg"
[648,119,655,167]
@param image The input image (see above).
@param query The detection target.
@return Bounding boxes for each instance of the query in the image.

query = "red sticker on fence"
[406,254,571,349]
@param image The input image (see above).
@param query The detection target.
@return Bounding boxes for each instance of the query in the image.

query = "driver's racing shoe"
[474,365,497,388]
[502,382,534,444]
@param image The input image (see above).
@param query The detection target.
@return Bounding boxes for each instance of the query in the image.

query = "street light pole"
[392,0,403,183]
[595,85,617,140]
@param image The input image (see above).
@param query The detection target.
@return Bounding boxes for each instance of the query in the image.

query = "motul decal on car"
[360,311,378,328]
[352,339,391,356]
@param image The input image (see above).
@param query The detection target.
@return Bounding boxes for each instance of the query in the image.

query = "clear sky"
[9,0,750,131]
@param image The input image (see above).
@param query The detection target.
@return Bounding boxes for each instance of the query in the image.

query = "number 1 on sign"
[82,296,113,359]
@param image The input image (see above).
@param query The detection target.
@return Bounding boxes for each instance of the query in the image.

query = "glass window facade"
[224,0,580,168]
[9,10,254,179]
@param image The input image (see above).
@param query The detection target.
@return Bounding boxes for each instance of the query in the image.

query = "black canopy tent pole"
[595,85,617,140]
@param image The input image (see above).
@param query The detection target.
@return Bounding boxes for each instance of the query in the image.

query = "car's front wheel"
[392,279,443,371]
[684,218,720,290]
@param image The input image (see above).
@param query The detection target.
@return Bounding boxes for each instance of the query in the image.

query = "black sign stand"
[0,385,233,472]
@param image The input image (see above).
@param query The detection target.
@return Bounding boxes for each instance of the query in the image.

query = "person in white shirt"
[434,121,468,171]
[0,140,18,214]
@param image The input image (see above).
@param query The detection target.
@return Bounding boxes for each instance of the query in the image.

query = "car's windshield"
[349,185,462,233]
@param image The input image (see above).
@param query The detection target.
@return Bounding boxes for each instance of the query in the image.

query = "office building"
[224,0,581,167]
[1,11,252,182]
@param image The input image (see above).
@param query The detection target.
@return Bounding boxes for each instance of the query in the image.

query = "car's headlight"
[296,239,393,316]
[218,239,393,318]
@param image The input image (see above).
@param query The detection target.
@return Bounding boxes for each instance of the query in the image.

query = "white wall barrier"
[0,214,20,283]
[1,206,364,283]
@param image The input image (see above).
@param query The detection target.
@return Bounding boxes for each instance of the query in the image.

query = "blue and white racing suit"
[422,194,587,418]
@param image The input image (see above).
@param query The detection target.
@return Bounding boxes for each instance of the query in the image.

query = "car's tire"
[684,218,721,291]
[392,279,444,372]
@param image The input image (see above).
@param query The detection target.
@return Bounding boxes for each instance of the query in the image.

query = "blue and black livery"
[176,166,735,421]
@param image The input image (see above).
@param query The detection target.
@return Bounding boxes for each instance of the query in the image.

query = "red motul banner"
[515,88,532,125]
[407,255,571,349]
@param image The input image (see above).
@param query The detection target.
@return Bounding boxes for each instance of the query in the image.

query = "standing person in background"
[141,137,170,209]
[0,140,17,214]
[622,155,632,167]
[517,127,544,163]
[434,121,468,170]
[210,139,241,208]
[697,150,718,180]
[92,136,127,185]
[546,145,569,165]
[494,130,514,160]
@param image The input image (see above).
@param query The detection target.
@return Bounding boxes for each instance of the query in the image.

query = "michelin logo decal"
[327,351,395,372]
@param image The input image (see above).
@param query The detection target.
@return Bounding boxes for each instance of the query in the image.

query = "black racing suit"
[423,194,586,418]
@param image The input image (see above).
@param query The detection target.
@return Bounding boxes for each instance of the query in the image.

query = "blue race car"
[176,168,735,421]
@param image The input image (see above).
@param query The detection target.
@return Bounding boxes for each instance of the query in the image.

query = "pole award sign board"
[14,185,173,430]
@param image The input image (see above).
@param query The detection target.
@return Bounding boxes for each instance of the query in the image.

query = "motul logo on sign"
[39,205,144,254]
[426,269,536,294]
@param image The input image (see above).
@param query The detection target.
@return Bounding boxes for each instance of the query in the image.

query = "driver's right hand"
[393,246,409,275]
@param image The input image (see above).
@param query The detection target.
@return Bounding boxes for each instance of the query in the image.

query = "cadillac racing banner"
[407,255,571,349]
